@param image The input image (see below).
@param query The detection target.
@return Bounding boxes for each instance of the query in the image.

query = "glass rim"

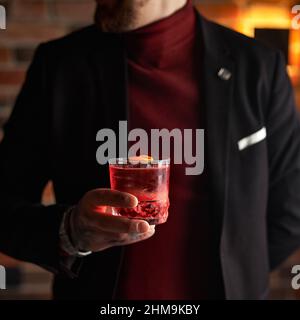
[109,157,170,166]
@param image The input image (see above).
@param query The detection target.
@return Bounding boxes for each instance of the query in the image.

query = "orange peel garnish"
[129,155,153,163]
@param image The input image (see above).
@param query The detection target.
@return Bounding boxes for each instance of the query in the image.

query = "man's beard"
[94,0,149,33]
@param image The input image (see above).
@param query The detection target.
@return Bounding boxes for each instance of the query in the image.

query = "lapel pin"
[218,68,232,81]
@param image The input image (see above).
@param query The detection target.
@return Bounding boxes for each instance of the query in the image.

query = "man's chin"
[95,3,135,33]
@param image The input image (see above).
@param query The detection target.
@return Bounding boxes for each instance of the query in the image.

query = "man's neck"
[130,0,188,31]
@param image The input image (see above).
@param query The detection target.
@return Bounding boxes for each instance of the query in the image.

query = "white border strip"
[238,127,267,151]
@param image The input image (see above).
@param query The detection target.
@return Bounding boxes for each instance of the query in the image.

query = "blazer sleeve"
[0,44,70,274]
[266,51,300,270]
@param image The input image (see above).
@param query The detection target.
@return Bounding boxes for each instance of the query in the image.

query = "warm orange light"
[196,3,300,84]
[290,29,300,71]
[236,4,300,84]
[237,4,291,36]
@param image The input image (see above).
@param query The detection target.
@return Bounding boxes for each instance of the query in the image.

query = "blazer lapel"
[85,28,128,298]
[85,28,129,186]
[87,28,128,132]
[198,15,235,235]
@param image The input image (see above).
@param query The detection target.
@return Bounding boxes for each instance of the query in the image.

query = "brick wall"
[0,0,300,299]
[0,0,95,139]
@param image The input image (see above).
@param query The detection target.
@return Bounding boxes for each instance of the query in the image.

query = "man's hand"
[67,189,155,253]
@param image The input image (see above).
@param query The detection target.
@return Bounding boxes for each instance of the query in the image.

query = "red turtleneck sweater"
[115,1,223,300]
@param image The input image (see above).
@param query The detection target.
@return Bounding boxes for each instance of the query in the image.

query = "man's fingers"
[80,188,150,233]
[120,226,156,246]
[81,226,156,252]
[90,189,138,208]
[103,226,156,248]
[93,214,151,234]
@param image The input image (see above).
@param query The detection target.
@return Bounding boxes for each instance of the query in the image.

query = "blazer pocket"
[238,127,267,151]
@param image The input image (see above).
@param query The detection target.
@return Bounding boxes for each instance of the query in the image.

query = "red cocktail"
[109,157,170,225]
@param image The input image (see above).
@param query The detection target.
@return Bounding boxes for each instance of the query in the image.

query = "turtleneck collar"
[123,0,197,68]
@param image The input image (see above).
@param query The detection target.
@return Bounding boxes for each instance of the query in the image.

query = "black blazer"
[1,13,300,300]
